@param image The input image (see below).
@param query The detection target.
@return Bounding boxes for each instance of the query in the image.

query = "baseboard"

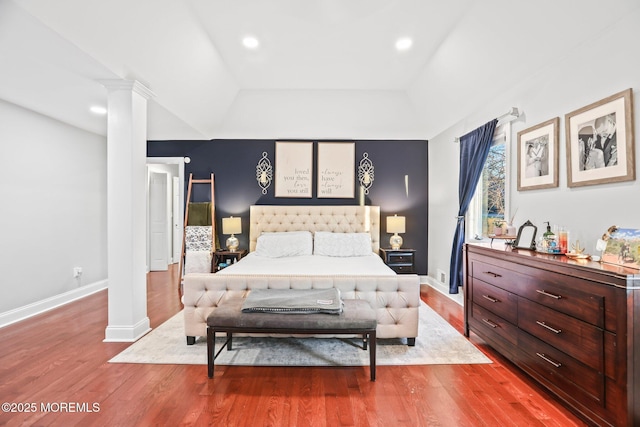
[423,276,463,306]
[0,280,108,329]
[104,317,151,343]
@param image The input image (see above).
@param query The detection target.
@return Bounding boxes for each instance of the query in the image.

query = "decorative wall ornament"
[358,152,375,194]
[255,151,273,194]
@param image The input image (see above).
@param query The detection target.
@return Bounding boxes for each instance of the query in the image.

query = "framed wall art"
[565,88,635,187]
[275,141,313,197]
[517,117,559,191]
[317,142,355,198]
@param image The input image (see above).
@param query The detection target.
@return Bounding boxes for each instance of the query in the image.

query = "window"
[466,123,512,241]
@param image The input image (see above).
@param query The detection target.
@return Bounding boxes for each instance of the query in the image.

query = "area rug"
[109,302,491,366]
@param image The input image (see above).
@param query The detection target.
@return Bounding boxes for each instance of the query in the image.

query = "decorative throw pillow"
[313,231,372,257]
[254,231,313,257]
[185,226,212,251]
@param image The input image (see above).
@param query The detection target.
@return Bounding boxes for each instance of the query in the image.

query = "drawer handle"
[535,289,562,299]
[483,271,502,278]
[481,318,498,328]
[536,321,562,334]
[536,352,562,368]
[482,295,498,303]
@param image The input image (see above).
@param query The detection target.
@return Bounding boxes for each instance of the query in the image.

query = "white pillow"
[254,231,313,258]
[313,232,373,257]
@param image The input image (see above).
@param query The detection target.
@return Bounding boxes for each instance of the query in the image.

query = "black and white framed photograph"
[565,88,635,187]
[517,117,559,191]
[317,142,355,198]
[275,141,313,197]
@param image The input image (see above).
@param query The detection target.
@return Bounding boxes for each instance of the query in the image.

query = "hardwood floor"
[0,265,587,426]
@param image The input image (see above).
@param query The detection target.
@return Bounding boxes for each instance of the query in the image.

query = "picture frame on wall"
[565,88,635,187]
[317,142,355,198]
[274,141,313,197]
[517,117,559,191]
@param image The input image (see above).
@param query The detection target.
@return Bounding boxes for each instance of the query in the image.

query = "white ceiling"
[1,0,638,140]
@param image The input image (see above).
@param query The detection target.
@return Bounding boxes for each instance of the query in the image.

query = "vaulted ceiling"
[1,0,638,140]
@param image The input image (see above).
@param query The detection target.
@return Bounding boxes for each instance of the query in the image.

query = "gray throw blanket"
[241,288,343,314]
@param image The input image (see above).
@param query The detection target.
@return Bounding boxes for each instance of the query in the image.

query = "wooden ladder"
[179,173,216,284]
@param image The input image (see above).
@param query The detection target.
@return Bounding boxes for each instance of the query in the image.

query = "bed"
[182,205,421,345]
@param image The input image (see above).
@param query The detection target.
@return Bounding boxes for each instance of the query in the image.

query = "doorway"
[146,157,186,271]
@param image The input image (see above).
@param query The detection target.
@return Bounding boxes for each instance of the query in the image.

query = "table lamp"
[222,216,242,251]
[386,214,405,250]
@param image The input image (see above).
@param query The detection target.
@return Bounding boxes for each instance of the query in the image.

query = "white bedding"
[217,252,396,276]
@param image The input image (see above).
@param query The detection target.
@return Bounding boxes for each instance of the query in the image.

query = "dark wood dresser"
[464,243,640,427]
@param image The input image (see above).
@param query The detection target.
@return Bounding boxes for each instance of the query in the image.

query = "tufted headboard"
[249,205,381,253]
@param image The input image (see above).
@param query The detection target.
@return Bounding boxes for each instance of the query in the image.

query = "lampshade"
[222,216,242,235]
[386,215,406,234]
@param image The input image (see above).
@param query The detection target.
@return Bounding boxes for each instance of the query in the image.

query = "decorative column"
[101,80,155,342]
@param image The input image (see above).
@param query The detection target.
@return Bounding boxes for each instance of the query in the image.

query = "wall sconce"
[256,152,273,194]
[358,152,374,195]
[222,216,242,251]
[386,214,406,250]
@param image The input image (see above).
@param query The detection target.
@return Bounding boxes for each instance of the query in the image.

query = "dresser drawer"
[471,278,517,324]
[518,298,603,370]
[518,330,604,405]
[469,259,525,291]
[517,279,604,328]
[471,304,518,346]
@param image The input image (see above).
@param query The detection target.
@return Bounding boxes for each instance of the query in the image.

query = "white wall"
[425,8,640,291]
[214,89,424,140]
[0,99,107,323]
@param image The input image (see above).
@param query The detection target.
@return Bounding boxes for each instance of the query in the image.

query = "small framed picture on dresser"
[602,228,640,270]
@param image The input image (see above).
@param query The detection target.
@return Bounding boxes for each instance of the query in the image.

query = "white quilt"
[217,252,396,276]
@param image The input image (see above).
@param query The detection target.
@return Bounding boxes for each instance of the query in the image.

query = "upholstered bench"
[207,298,378,381]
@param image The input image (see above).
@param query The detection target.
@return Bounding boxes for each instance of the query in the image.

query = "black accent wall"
[147,139,429,274]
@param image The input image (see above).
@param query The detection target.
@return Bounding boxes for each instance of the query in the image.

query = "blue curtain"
[449,119,498,294]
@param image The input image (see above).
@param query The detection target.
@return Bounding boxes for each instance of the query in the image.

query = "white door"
[149,171,169,271]
[172,177,181,263]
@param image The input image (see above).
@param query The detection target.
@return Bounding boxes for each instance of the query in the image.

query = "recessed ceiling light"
[90,105,107,115]
[395,37,413,51]
[242,36,260,49]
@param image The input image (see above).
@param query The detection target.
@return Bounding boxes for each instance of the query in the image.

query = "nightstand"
[379,248,416,274]
[212,249,247,272]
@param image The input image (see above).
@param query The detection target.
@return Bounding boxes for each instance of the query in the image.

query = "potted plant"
[493,219,505,235]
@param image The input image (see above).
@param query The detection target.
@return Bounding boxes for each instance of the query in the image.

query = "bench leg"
[363,334,368,351]
[227,332,233,350]
[369,330,376,381]
[407,337,416,346]
[186,336,196,345]
[207,327,215,378]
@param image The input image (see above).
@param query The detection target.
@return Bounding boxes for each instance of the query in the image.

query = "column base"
[104,317,151,342]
